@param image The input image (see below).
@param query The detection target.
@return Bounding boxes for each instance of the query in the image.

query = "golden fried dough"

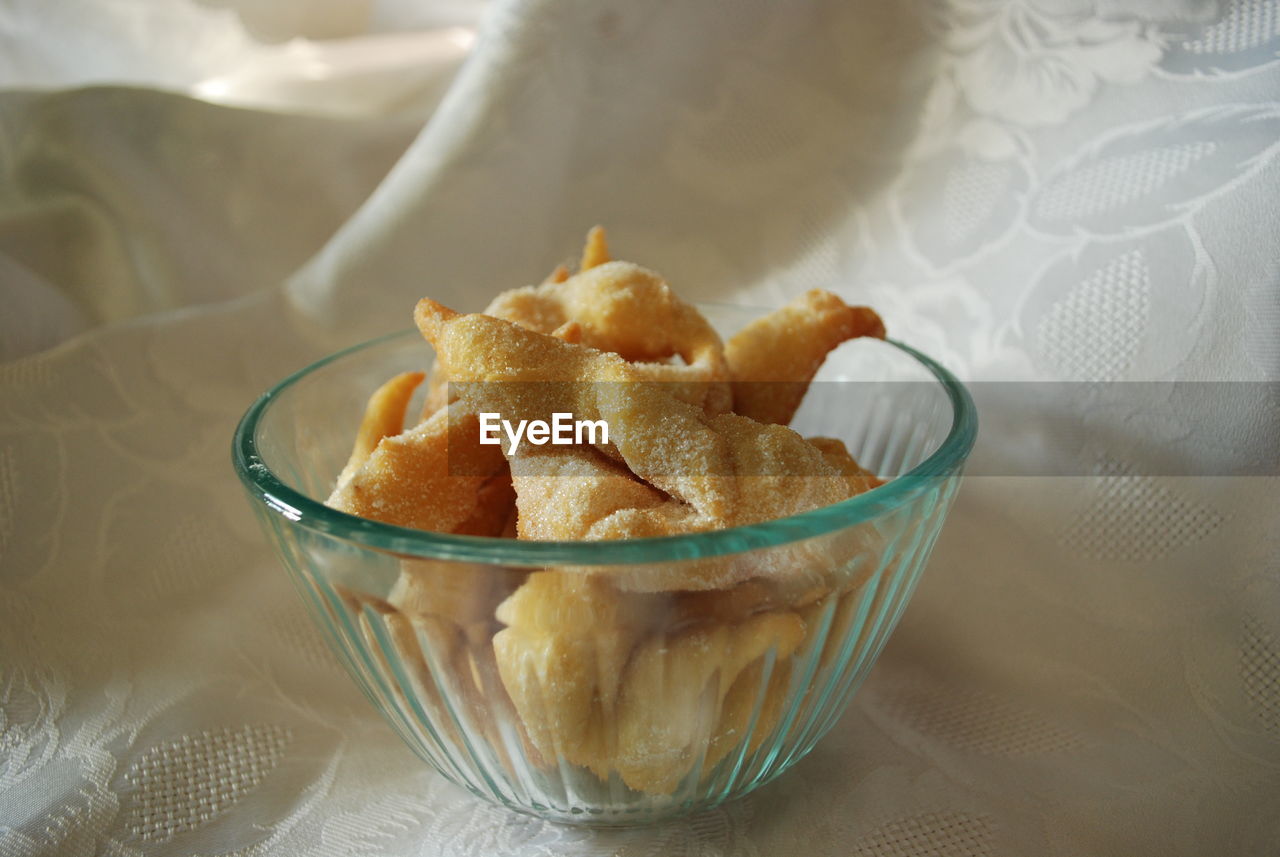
[421,325,586,427]
[481,261,731,414]
[417,304,880,592]
[418,300,853,533]
[414,226,732,416]
[612,611,805,793]
[708,654,793,771]
[579,224,610,271]
[336,370,424,490]
[544,262,571,284]
[333,230,892,797]
[420,372,451,423]
[493,572,806,791]
[417,298,730,523]
[389,556,525,645]
[327,403,507,532]
[807,436,883,495]
[508,446,670,541]
[727,289,885,425]
[493,572,657,773]
[485,261,719,364]
[448,469,516,537]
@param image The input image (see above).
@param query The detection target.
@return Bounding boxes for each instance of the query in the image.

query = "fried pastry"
[451,471,517,537]
[613,611,805,793]
[492,571,658,774]
[727,289,885,425]
[807,436,883,495]
[334,370,425,491]
[507,445,673,541]
[493,570,807,792]
[327,403,508,532]
[425,227,732,418]
[417,301,855,542]
[544,262,571,284]
[332,229,890,798]
[390,557,524,636]
[579,223,610,272]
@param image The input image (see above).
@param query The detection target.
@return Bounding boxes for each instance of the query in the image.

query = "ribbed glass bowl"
[232,306,976,826]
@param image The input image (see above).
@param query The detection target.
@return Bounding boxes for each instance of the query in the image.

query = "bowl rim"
[232,327,977,565]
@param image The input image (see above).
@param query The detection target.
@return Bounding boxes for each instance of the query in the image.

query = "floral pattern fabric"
[2,0,1278,854]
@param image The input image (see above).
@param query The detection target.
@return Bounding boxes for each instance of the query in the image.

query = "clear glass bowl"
[232,306,976,826]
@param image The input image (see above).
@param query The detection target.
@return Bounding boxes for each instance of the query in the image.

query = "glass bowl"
[232,305,976,826]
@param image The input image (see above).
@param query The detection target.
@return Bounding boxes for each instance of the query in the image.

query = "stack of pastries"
[326,228,887,794]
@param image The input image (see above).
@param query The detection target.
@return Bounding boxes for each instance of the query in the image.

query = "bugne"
[478,412,609,453]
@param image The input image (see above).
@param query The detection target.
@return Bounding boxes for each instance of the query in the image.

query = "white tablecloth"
[2,1,1279,854]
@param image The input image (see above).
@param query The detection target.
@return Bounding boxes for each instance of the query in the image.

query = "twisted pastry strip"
[416,299,850,530]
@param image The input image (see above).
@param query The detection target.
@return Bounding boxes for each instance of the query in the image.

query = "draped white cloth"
[2,1,1278,854]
